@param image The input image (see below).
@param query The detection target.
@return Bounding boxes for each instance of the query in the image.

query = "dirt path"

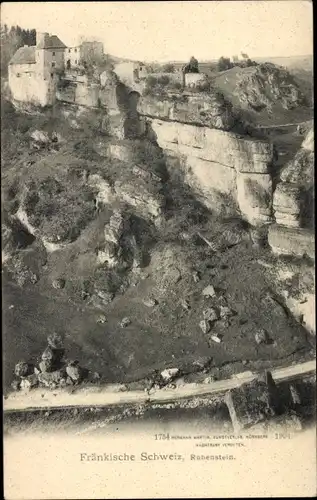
[4,360,316,412]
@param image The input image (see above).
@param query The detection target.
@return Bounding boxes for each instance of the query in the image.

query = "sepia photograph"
[2,1,315,498]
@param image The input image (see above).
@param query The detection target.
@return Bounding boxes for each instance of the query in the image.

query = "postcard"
[2,1,315,498]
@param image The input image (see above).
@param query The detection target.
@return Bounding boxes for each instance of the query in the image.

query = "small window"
[16,73,21,77]
[75,48,77,53]
[75,59,77,64]
[51,73,54,78]
[68,49,71,53]
[52,62,55,68]
[52,51,55,56]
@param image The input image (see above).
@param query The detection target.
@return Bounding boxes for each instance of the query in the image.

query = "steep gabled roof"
[37,35,66,49]
[9,46,36,65]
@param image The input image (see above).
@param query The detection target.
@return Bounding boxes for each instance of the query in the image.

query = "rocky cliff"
[273,126,314,229]
[138,91,275,226]
[234,63,307,113]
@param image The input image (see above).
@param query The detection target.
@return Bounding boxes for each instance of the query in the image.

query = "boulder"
[143,298,157,308]
[120,317,131,328]
[268,224,314,259]
[11,380,21,391]
[38,369,67,388]
[30,130,50,144]
[39,360,53,373]
[96,314,107,324]
[199,319,211,334]
[254,328,270,345]
[203,307,218,322]
[14,361,32,378]
[160,368,180,383]
[52,278,65,290]
[202,285,216,298]
[20,374,39,390]
[210,334,222,344]
[219,305,234,319]
[41,346,55,362]
[66,362,83,383]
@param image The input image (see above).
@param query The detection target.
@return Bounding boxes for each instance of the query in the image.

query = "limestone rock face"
[273,184,301,228]
[146,117,274,224]
[237,172,273,225]
[280,149,314,186]
[150,119,273,173]
[138,91,237,131]
[181,155,238,215]
[302,127,314,151]
[268,224,314,259]
[273,127,314,229]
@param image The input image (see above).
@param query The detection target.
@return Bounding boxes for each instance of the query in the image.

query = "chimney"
[36,32,50,48]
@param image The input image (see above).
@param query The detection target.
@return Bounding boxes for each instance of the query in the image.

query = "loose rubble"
[143,298,157,308]
[203,307,218,322]
[11,334,94,392]
[52,278,65,290]
[96,314,107,324]
[255,328,271,345]
[210,334,222,344]
[160,368,180,383]
[120,317,131,328]
[199,319,211,334]
[202,285,216,298]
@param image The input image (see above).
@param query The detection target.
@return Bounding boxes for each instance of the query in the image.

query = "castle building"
[8,32,66,106]
[65,41,104,70]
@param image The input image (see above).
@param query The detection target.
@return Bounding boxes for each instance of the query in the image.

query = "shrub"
[157,75,170,86]
[169,81,183,90]
[217,56,233,72]
[162,63,175,73]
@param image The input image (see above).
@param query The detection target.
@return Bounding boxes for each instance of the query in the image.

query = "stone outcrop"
[98,210,127,267]
[268,224,314,259]
[138,91,237,131]
[142,116,274,224]
[273,127,314,229]
[234,63,307,112]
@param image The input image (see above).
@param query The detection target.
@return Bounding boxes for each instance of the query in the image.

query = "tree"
[162,63,175,73]
[188,56,199,73]
[182,56,199,75]
[217,56,232,72]
[1,23,37,76]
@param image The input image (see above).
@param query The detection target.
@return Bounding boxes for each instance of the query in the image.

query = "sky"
[1,1,313,62]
